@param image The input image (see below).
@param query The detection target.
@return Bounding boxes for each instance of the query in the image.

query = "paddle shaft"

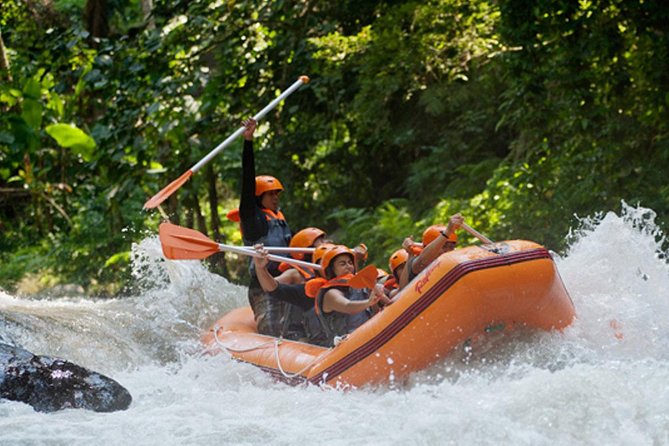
[461,223,494,244]
[258,246,315,254]
[406,223,494,249]
[158,222,378,288]
[144,76,309,209]
[219,244,323,271]
[190,76,309,173]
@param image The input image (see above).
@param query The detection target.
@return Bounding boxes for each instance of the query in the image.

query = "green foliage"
[0,246,49,288]
[296,0,503,219]
[1,0,668,293]
[45,124,97,161]
[328,200,417,269]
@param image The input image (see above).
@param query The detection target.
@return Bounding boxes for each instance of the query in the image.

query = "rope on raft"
[272,339,328,379]
[212,324,329,380]
[212,324,276,353]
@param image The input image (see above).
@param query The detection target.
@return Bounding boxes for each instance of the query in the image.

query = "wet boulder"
[0,342,132,412]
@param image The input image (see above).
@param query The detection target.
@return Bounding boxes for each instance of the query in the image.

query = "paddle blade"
[144,170,193,209]
[226,209,240,222]
[159,222,220,260]
[349,265,378,289]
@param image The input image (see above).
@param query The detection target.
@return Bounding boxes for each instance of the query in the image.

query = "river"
[1,203,668,445]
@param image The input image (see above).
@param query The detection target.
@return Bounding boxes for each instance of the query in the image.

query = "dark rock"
[1,342,132,412]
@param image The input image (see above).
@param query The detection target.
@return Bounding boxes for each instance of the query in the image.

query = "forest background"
[1,0,668,295]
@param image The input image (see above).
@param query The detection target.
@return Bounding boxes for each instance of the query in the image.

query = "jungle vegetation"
[1,0,668,294]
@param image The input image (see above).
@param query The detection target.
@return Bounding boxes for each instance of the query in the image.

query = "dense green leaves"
[1,0,667,293]
[45,124,96,161]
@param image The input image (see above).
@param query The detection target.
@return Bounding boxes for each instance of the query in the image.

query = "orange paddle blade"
[349,265,378,289]
[144,170,193,209]
[159,222,220,260]
[226,208,241,222]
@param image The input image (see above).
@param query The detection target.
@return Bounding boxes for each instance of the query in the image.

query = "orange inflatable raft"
[202,240,575,388]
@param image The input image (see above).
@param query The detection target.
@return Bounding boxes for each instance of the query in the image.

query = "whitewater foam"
[2,203,668,444]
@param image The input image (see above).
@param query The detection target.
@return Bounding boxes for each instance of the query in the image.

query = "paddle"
[158,222,379,289]
[144,75,310,209]
[461,222,495,244]
[159,222,319,269]
[348,265,379,290]
[408,222,494,246]
[260,247,315,254]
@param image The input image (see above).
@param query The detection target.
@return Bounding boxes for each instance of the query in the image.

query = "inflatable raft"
[202,240,575,388]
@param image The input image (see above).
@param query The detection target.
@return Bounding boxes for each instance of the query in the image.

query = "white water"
[2,203,669,445]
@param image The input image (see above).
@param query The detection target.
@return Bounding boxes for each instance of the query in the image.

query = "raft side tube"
[305,241,574,387]
[203,240,575,388]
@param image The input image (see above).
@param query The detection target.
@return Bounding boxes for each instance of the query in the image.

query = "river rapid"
[1,203,668,445]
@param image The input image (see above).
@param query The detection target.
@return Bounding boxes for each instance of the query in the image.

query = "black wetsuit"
[239,140,282,245]
[239,139,294,337]
[267,284,327,346]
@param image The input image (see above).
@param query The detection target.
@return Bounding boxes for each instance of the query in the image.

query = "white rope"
[333,335,347,346]
[273,339,325,379]
[212,324,276,353]
[212,324,330,380]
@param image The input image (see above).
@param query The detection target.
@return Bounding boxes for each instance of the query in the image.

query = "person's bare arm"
[252,246,278,292]
[412,213,464,274]
[323,288,381,315]
[275,268,304,285]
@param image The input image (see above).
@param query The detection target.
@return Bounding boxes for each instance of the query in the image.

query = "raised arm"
[239,118,267,243]
[410,213,463,274]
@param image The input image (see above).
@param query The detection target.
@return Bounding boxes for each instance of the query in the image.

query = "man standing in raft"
[237,118,292,337]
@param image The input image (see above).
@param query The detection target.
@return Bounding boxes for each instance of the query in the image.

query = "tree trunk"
[194,196,207,234]
[183,191,206,233]
[167,195,179,226]
[33,192,43,236]
[206,164,229,277]
[206,164,221,240]
[185,195,194,229]
[84,0,109,38]
[0,29,12,82]
[140,0,155,30]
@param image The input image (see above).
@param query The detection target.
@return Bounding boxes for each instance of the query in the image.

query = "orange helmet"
[289,227,326,259]
[388,249,408,275]
[422,224,457,246]
[313,243,336,266]
[376,268,389,280]
[321,245,355,278]
[255,175,284,197]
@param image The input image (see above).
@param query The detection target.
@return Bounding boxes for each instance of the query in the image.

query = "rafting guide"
[236,117,295,338]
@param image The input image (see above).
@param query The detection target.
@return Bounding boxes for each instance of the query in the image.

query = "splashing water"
[1,203,669,444]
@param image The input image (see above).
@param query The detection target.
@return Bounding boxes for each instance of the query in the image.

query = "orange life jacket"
[261,208,286,221]
[384,276,398,291]
[304,274,354,300]
[226,208,287,223]
[313,276,371,346]
[278,262,316,280]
